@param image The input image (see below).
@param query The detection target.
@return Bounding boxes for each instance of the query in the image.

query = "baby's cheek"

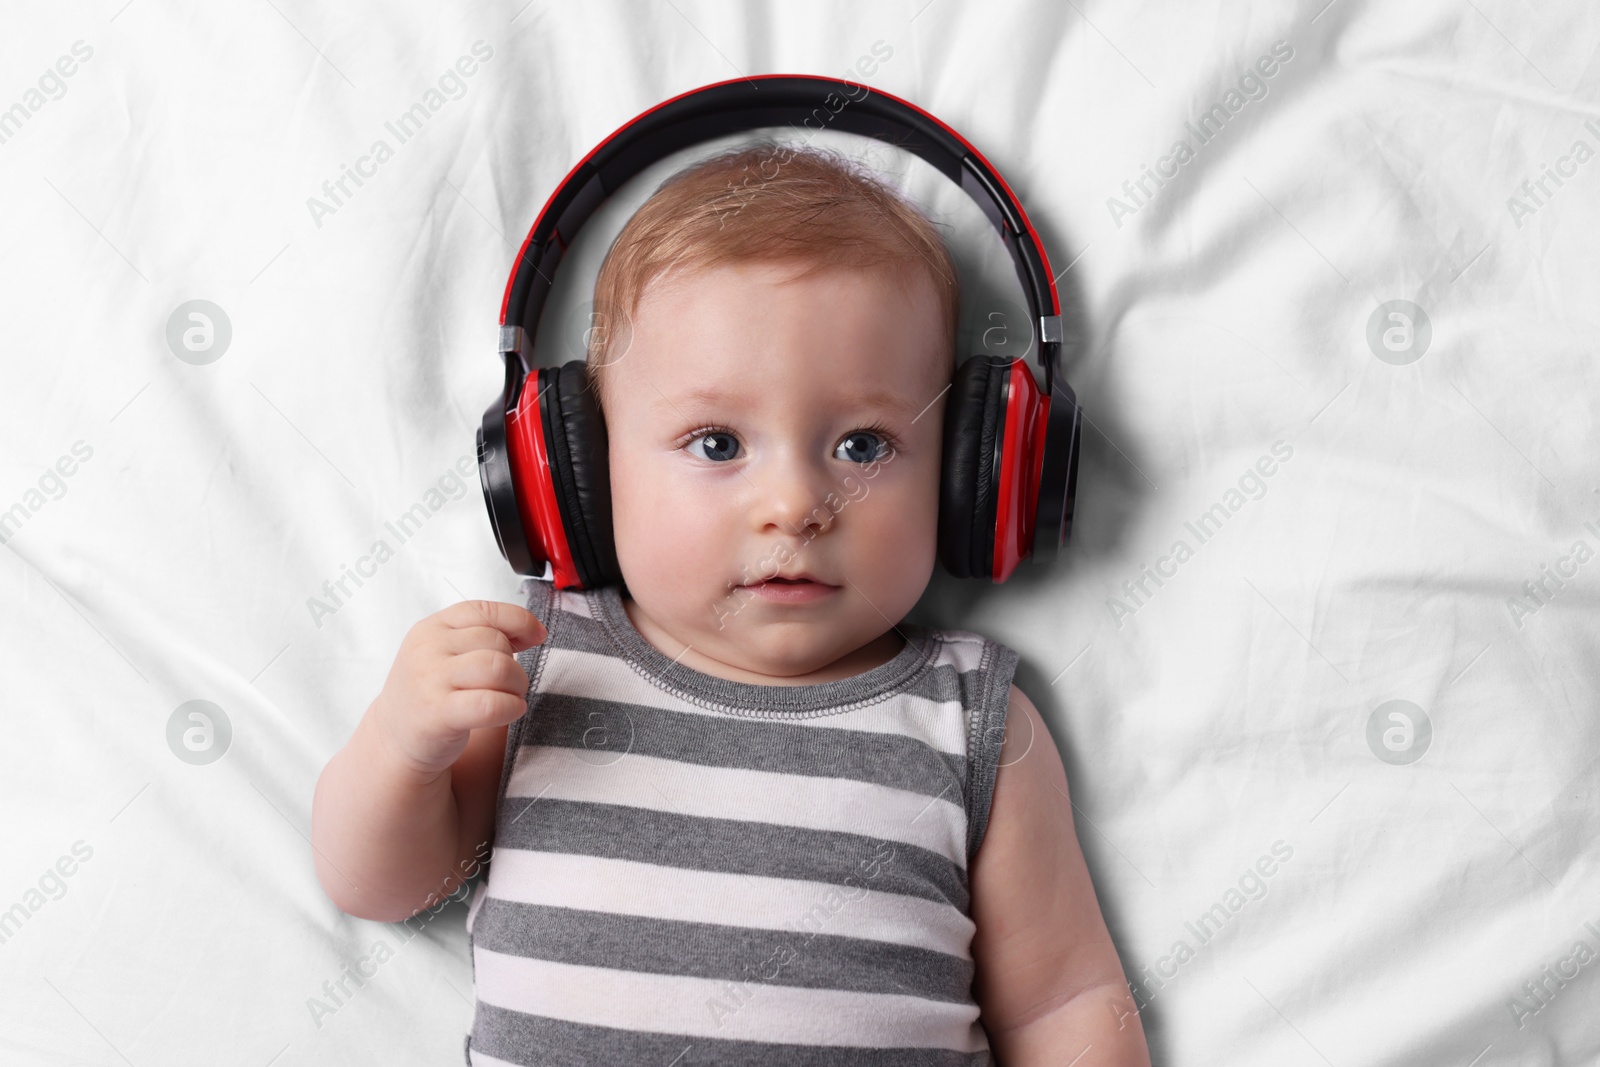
[608,458,661,560]
[612,461,704,569]
[856,480,940,587]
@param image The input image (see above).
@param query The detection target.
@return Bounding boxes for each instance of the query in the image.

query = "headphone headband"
[495,75,1061,392]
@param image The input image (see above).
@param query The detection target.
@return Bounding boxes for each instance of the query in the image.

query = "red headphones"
[478,75,1081,589]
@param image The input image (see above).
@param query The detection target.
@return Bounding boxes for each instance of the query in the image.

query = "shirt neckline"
[586,583,938,718]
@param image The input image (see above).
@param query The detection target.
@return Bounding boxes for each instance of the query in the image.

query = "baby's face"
[602,260,951,681]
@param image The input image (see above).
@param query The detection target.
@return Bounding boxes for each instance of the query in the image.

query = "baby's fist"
[369,600,547,779]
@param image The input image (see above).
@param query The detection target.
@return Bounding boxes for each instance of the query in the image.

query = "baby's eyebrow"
[659,384,923,418]
[658,385,736,409]
[844,389,925,417]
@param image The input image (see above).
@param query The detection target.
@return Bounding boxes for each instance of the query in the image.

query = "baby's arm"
[970,685,1151,1066]
[310,600,545,922]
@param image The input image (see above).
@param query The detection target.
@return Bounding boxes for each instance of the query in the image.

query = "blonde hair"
[584,142,959,404]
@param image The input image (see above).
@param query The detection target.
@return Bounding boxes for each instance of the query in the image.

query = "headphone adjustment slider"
[499,325,529,356]
[1039,315,1063,345]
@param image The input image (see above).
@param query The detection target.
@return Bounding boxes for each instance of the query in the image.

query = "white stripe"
[539,644,972,755]
[482,848,974,956]
[507,746,967,861]
[472,945,990,1051]
[937,632,989,675]
[558,588,594,619]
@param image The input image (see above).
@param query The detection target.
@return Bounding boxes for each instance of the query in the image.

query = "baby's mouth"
[740,572,841,601]
[743,571,833,587]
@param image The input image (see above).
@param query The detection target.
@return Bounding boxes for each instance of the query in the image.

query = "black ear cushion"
[939,356,1008,580]
[543,360,620,588]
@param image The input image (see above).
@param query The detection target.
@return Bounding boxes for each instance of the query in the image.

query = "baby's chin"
[686,607,885,682]
[704,617,853,676]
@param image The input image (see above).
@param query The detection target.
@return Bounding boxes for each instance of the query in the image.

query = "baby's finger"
[438,625,532,658]
[441,600,547,652]
[443,687,529,732]
[447,647,531,696]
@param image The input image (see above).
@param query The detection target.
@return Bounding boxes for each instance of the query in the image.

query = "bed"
[3,1,1596,1063]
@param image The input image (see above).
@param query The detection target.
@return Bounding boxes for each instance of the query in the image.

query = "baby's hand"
[369,600,547,780]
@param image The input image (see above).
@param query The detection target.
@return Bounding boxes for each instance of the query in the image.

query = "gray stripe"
[493,798,970,913]
[470,897,974,1002]
[468,1002,993,1067]
[518,693,968,802]
[960,641,1019,864]
[503,578,563,817]
[540,606,973,712]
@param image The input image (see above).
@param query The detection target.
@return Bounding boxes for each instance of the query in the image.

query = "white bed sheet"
[3,1,1598,1064]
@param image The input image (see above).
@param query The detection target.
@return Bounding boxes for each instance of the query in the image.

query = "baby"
[313,144,1150,1066]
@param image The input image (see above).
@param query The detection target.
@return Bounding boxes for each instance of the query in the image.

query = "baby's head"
[588,143,960,679]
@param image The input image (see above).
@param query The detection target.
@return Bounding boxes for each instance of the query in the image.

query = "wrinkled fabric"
[2,3,1597,1065]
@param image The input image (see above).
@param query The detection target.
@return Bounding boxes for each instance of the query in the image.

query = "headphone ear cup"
[939,355,1009,580]
[543,360,620,588]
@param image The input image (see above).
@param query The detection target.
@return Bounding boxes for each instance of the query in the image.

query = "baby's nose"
[751,459,838,537]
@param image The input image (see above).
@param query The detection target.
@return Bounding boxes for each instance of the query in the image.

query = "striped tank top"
[464,577,1020,1066]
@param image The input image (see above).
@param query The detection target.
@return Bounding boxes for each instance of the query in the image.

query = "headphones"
[479,74,1081,589]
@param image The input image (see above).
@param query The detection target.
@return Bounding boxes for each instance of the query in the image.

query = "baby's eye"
[688,429,741,463]
[835,430,892,464]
